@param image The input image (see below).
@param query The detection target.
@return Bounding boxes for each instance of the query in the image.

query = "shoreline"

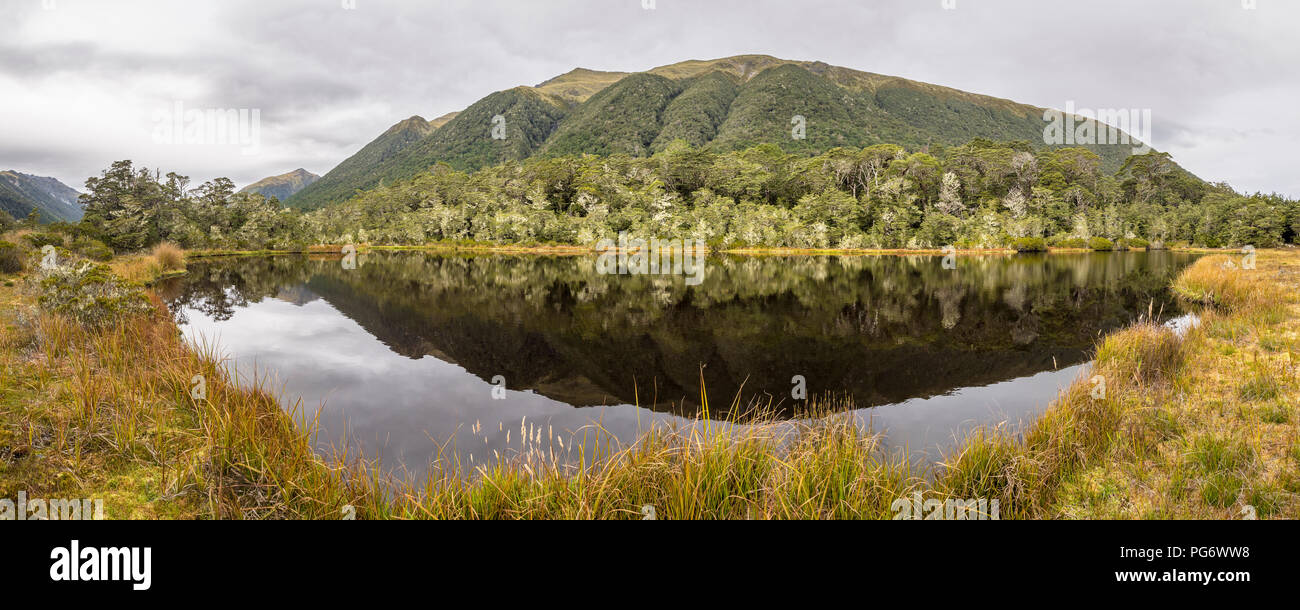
[175,242,1247,260]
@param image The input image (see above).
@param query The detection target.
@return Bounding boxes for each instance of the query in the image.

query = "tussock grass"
[938,252,1300,519]
[110,245,188,284]
[397,413,920,519]
[152,242,184,271]
[935,323,1184,518]
[1172,254,1283,314]
[2,300,382,518]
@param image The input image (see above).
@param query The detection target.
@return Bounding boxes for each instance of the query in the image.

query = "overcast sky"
[2,0,1296,197]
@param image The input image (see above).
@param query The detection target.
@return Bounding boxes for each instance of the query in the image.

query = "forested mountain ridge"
[285,55,1151,211]
[0,170,83,223]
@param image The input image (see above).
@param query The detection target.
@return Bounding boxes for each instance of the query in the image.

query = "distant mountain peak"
[385,115,434,136]
[239,168,321,201]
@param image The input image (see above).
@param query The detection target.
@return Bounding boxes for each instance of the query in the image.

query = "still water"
[159,251,1198,477]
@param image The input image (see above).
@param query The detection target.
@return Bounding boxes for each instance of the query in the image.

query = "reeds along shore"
[1,247,1297,519]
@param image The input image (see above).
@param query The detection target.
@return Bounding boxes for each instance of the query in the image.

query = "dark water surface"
[159,251,1198,477]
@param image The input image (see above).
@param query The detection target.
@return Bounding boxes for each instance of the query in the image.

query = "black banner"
[3,520,1288,599]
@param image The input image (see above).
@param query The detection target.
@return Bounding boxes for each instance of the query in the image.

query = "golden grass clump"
[1095,321,1185,386]
[152,242,184,271]
[1173,253,1281,314]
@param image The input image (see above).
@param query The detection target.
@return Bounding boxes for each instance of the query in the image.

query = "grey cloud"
[1,0,1297,196]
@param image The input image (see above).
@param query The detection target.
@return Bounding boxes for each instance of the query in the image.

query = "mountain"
[239,168,320,201]
[286,54,1151,211]
[286,116,437,209]
[0,170,83,223]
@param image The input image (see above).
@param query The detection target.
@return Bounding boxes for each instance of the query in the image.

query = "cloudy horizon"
[2,0,1297,197]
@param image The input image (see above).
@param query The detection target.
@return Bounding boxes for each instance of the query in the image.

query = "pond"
[158,250,1199,478]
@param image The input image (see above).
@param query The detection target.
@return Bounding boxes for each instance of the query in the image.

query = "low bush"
[23,232,63,249]
[1088,237,1115,251]
[1011,236,1047,252]
[1051,236,1088,249]
[37,262,153,327]
[72,236,114,262]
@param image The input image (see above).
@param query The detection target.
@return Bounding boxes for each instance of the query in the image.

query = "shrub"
[1194,233,1222,248]
[37,263,153,327]
[1125,238,1150,249]
[1088,237,1114,251]
[72,237,114,262]
[0,241,24,274]
[152,242,184,271]
[1011,236,1047,252]
[23,232,63,249]
[1051,236,1088,249]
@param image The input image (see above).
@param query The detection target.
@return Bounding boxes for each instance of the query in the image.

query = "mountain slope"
[428,111,460,129]
[291,54,1154,210]
[287,90,568,210]
[285,116,436,210]
[380,87,568,178]
[239,168,319,201]
[0,170,83,222]
[710,63,881,153]
[539,73,683,157]
[534,68,629,103]
[651,71,740,151]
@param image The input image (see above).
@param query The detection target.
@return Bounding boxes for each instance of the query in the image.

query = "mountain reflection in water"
[159,251,1197,475]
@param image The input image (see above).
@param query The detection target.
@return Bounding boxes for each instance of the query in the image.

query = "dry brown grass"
[152,242,184,271]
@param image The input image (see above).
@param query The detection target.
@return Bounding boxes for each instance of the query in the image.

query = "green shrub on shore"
[1088,237,1114,251]
[1052,236,1089,249]
[36,262,153,327]
[1011,236,1047,252]
[0,241,24,274]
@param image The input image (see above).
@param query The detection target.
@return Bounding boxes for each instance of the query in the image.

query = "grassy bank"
[1,243,1296,519]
